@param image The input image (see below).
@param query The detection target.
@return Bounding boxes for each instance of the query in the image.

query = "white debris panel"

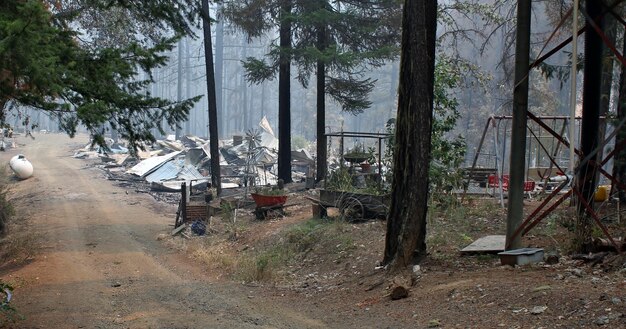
[127,151,183,178]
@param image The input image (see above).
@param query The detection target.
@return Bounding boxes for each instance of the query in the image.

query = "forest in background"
[4,0,624,170]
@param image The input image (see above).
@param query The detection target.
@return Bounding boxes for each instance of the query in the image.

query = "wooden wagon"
[310,189,390,222]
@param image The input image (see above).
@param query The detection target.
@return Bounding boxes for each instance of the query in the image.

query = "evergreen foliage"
[430,55,467,201]
[224,0,401,114]
[52,0,198,40]
[0,0,200,152]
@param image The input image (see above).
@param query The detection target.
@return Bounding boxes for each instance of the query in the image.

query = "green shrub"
[325,167,353,192]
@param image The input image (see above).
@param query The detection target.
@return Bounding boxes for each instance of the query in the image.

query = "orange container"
[594,185,610,202]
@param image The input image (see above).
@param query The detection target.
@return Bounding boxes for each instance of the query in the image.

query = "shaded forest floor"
[166,191,626,328]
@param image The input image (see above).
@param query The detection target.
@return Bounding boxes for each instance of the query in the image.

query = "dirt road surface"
[0,134,326,329]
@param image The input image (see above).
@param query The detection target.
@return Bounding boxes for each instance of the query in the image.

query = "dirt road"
[0,134,325,329]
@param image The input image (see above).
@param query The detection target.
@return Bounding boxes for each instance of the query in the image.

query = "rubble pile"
[72,118,315,204]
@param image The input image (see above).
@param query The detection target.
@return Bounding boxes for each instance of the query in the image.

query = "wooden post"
[181,182,187,224]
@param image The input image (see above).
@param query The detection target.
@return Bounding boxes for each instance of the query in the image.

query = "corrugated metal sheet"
[220,148,245,165]
[253,149,276,165]
[177,164,206,181]
[126,151,183,177]
[145,159,184,183]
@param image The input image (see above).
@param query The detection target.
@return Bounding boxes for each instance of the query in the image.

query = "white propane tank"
[9,154,23,168]
[9,155,33,179]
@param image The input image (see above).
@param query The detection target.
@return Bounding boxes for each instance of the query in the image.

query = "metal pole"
[493,120,504,207]
[506,0,531,250]
[569,0,580,173]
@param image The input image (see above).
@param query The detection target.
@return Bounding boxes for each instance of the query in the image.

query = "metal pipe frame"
[498,0,626,252]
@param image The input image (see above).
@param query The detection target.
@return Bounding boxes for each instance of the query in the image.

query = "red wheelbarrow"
[250,193,288,219]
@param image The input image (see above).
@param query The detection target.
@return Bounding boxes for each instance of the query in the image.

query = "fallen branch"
[571,252,610,266]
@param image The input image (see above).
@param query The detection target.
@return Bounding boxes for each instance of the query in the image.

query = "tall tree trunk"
[575,0,604,252]
[201,0,222,195]
[242,41,249,131]
[315,1,327,183]
[278,0,292,183]
[316,58,326,182]
[185,38,191,135]
[176,38,184,140]
[215,4,225,137]
[382,0,437,270]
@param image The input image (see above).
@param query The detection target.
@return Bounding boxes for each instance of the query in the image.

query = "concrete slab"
[460,235,506,254]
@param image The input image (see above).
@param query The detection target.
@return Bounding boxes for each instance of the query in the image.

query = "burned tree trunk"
[277,0,293,183]
[316,3,327,183]
[575,0,604,252]
[215,4,225,135]
[382,0,437,270]
[201,0,222,195]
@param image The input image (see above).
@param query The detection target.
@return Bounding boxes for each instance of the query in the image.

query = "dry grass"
[170,215,358,284]
[164,233,238,277]
[0,166,39,267]
[0,226,39,266]
[190,240,237,272]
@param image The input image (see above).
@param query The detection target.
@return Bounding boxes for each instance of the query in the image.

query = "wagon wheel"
[254,208,267,220]
[266,207,286,220]
[340,196,365,222]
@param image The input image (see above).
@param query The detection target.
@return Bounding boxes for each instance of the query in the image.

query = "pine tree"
[295,1,401,182]
[223,0,401,182]
[0,0,200,151]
